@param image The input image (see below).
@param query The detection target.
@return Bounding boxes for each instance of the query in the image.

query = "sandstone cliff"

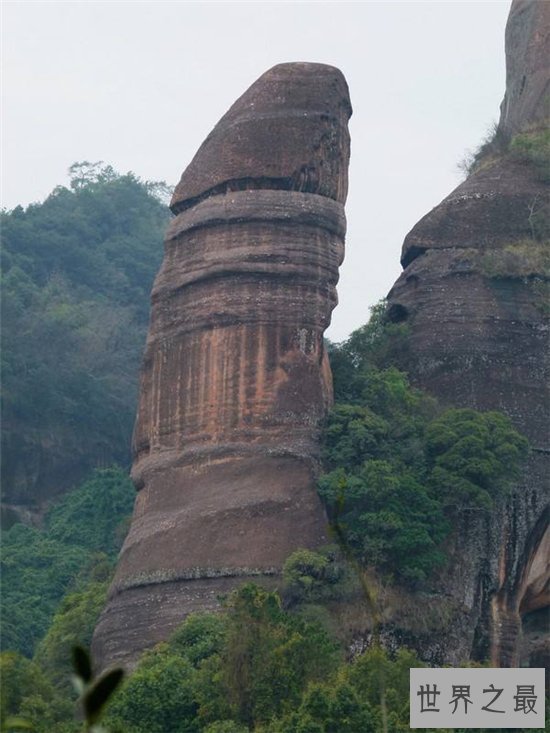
[385,0,549,667]
[93,63,352,670]
[498,0,549,139]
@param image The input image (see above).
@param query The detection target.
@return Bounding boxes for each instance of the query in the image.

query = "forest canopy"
[1,163,169,508]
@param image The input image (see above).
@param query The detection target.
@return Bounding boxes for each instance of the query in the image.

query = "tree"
[318,357,528,584]
[195,584,338,728]
[0,651,75,733]
[46,467,135,555]
[105,649,199,733]
[1,468,133,657]
[1,163,169,505]
[0,525,89,656]
[34,578,110,691]
[426,409,529,510]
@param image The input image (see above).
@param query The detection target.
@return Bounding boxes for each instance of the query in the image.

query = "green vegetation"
[0,161,538,731]
[0,650,76,732]
[0,295,532,731]
[1,467,134,657]
[0,468,132,730]
[4,583,420,732]
[46,466,135,556]
[1,525,90,657]
[509,129,550,182]
[425,408,529,509]
[104,584,338,732]
[107,650,200,733]
[328,300,410,402]
[1,162,168,504]
[102,584,431,733]
[461,124,550,183]
[478,240,550,315]
[35,577,111,691]
[281,546,351,605]
[1,163,147,713]
[73,645,125,733]
[479,240,550,279]
[459,121,508,174]
[460,126,550,290]
[1,644,124,733]
[319,305,529,585]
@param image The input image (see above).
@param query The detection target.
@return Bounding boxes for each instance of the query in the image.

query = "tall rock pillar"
[386,0,549,668]
[93,63,352,670]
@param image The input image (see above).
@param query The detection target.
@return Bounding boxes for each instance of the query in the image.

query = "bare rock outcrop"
[93,63,351,670]
[498,0,550,139]
[386,0,549,668]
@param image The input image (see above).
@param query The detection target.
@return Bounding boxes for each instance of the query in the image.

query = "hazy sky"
[3,0,510,340]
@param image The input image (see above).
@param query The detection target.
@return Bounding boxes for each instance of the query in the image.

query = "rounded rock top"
[170,62,352,214]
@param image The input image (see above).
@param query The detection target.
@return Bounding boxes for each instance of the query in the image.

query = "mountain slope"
[1,163,169,523]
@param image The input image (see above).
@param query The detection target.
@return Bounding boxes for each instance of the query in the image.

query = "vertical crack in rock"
[92,63,352,671]
[386,0,549,667]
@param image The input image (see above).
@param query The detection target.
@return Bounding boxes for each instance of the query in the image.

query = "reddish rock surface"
[170,63,351,212]
[386,0,549,668]
[93,63,351,670]
[498,0,550,138]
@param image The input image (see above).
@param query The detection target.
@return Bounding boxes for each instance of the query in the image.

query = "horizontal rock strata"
[386,0,549,669]
[93,63,351,670]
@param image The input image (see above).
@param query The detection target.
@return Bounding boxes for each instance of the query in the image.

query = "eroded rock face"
[386,0,549,667]
[170,63,351,212]
[93,63,351,670]
[498,0,550,139]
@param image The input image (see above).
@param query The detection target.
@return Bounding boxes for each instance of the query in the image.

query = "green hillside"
[1,162,169,513]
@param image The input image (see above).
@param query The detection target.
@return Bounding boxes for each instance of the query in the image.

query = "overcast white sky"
[2,0,510,340]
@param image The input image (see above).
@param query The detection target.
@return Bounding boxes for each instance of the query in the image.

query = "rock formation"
[93,63,352,670]
[498,0,549,139]
[385,0,549,667]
